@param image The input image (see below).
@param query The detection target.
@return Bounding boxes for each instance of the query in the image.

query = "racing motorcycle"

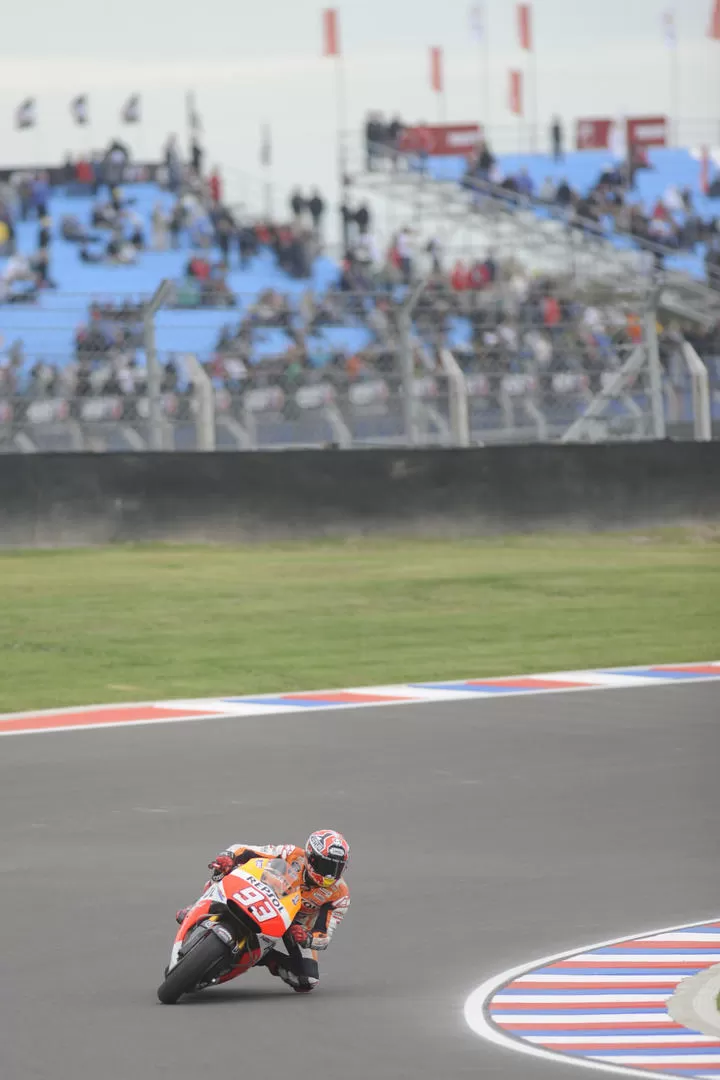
[157,855,302,1004]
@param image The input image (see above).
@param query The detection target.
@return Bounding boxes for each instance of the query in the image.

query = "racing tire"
[157,929,232,1004]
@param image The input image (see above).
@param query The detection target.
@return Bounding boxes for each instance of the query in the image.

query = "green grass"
[0,528,718,712]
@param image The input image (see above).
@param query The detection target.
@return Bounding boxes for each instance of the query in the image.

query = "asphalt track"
[1,682,718,1080]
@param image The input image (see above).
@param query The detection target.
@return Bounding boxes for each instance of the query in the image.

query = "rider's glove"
[208,853,235,879]
[288,924,313,948]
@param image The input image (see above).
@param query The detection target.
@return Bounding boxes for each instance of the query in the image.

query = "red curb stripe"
[536,1041,720,1050]
[0,706,207,734]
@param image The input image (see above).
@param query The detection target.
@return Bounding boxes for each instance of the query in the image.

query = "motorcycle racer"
[176,830,350,993]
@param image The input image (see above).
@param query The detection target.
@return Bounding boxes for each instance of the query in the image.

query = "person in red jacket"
[450,260,470,291]
[209,168,222,205]
[176,830,350,993]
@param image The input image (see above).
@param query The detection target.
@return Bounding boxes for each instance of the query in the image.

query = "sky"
[0,0,717,211]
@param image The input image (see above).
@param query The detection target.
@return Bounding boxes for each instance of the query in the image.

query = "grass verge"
[0,528,717,712]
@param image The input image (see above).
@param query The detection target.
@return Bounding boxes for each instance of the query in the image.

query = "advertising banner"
[626,116,668,148]
[399,124,481,156]
[575,118,613,150]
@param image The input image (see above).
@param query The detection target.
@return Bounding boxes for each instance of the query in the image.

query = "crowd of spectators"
[1,128,718,429]
[0,173,59,301]
[0,134,326,317]
[2,246,718,428]
[364,112,408,171]
[198,239,719,410]
[461,138,720,285]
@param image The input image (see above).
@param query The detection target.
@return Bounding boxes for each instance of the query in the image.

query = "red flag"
[710,0,720,39]
[322,9,340,56]
[430,46,444,93]
[509,70,523,116]
[517,3,533,50]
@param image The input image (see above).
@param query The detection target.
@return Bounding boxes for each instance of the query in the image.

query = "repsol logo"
[253,878,283,911]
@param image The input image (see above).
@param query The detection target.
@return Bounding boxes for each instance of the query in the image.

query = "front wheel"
[157,928,232,1004]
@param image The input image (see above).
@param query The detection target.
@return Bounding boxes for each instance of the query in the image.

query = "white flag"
[70,94,89,126]
[121,94,141,124]
[663,9,676,47]
[15,97,36,130]
[469,3,484,40]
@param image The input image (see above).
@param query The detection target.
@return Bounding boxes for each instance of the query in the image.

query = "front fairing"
[220,864,302,939]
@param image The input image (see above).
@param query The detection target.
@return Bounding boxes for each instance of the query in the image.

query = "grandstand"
[356,143,720,322]
[0,133,717,451]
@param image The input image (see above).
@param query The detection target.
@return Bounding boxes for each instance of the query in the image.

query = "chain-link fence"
[0,283,715,452]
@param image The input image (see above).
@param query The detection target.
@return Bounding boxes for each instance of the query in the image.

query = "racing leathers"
[201,843,350,993]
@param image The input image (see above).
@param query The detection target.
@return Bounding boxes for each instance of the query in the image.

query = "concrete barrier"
[0,444,718,547]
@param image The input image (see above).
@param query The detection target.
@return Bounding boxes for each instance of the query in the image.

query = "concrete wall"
[0,444,718,547]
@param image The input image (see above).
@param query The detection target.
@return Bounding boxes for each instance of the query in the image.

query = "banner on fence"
[626,115,668,148]
[399,123,481,156]
[575,117,613,150]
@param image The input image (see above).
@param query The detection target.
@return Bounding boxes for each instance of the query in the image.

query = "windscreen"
[260,858,297,897]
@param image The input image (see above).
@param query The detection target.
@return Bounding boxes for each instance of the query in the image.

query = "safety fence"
[0,283,715,451]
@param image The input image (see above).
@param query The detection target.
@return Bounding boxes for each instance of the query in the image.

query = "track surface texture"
[1,683,718,1080]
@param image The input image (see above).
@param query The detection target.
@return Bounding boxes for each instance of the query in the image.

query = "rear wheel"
[157,928,233,1004]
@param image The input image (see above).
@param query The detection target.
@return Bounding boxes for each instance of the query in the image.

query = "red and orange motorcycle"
[157,855,302,1004]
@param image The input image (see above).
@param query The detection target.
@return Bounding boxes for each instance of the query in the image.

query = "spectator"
[663,185,684,214]
[191,137,204,176]
[0,253,34,294]
[551,116,564,162]
[340,200,354,251]
[542,295,562,327]
[0,205,15,256]
[555,178,573,208]
[651,197,670,223]
[214,207,235,264]
[164,135,182,193]
[308,189,326,235]
[355,203,371,236]
[187,254,212,280]
[539,176,556,202]
[61,214,93,243]
[103,141,130,190]
[395,227,413,284]
[290,189,305,222]
[237,223,257,269]
[31,172,50,218]
[169,201,185,249]
[515,168,534,198]
[37,213,52,251]
[31,248,57,288]
[151,203,169,250]
[387,115,405,167]
[426,235,442,274]
[450,260,470,291]
[75,158,93,187]
[16,174,33,221]
[209,167,222,204]
[126,209,146,249]
[477,139,496,176]
[364,112,385,171]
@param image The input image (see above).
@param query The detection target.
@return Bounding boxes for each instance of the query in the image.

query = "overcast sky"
[1,0,716,205]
